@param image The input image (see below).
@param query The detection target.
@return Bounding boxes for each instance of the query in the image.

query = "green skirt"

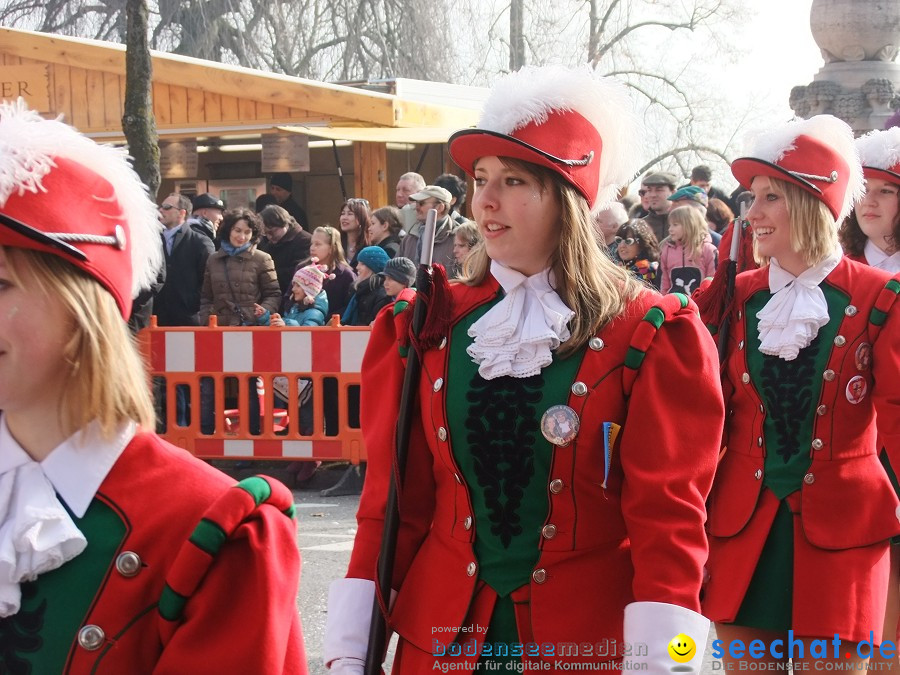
[734,499,794,630]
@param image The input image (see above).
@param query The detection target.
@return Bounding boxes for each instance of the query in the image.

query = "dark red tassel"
[396,264,455,355]
[412,263,454,353]
[694,222,757,327]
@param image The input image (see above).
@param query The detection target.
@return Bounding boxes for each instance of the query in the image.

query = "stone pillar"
[790,0,900,133]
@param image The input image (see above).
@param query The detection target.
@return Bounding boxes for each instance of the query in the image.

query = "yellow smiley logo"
[667,633,696,663]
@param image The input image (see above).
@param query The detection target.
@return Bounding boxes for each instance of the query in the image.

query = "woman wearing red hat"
[840,127,900,668]
[0,101,306,673]
[324,66,723,674]
[703,115,900,669]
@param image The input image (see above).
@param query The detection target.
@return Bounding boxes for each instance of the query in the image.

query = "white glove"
[623,601,709,674]
[324,578,375,670]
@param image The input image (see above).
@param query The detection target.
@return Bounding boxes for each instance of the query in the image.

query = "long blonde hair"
[759,177,838,267]
[458,158,642,356]
[313,225,348,269]
[5,247,155,438]
[666,206,709,260]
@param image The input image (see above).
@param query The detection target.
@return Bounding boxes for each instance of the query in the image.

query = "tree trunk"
[123,0,160,199]
[509,0,526,71]
[587,0,599,65]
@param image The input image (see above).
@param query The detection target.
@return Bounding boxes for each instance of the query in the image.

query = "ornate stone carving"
[810,0,900,63]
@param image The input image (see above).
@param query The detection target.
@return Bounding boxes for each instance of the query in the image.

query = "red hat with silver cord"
[730,114,864,223]
[0,98,162,318]
[855,126,900,185]
[448,65,640,211]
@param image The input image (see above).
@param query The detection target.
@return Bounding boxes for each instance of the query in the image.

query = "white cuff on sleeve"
[623,601,709,674]
[324,578,376,669]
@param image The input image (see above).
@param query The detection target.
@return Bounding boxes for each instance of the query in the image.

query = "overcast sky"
[728,0,822,141]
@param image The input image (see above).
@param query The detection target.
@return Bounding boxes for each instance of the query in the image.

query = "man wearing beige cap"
[399,184,459,277]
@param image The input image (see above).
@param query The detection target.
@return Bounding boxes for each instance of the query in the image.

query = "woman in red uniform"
[703,115,900,669]
[0,100,306,673]
[324,65,723,674]
[842,127,900,669]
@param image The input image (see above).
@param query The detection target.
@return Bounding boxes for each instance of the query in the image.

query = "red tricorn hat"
[855,127,900,186]
[0,99,162,318]
[730,115,864,222]
[448,65,640,211]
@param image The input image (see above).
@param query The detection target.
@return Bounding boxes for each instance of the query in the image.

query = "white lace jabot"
[0,416,134,617]
[756,248,843,361]
[864,239,900,275]
[467,262,575,380]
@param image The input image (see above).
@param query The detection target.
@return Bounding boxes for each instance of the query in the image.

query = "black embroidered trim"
[759,337,822,463]
[0,582,45,674]
[464,372,544,547]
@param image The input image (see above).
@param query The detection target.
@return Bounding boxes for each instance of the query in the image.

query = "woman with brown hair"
[324,65,722,675]
[338,197,370,268]
[366,205,402,259]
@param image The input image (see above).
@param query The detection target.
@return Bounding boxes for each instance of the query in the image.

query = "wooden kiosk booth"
[0,26,483,219]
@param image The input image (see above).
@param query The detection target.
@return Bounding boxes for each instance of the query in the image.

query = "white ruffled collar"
[864,239,900,274]
[466,262,574,380]
[0,415,134,616]
[756,249,843,361]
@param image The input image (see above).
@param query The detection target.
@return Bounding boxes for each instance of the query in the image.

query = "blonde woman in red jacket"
[702,115,900,670]
[0,100,306,673]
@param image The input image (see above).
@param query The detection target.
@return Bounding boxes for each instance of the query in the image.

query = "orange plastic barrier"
[138,317,371,462]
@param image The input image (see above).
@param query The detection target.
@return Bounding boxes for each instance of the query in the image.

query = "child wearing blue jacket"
[269,259,333,327]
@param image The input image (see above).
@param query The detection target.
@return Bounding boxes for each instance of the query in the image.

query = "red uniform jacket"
[12,432,307,674]
[347,276,723,664]
[704,258,900,635]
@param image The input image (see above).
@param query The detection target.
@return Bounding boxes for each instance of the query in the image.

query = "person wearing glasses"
[399,184,460,277]
[155,193,214,327]
[614,219,660,289]
[258,204,312,297]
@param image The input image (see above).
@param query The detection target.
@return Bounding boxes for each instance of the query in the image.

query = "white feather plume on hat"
[477,65,641,210]
[855,127,900,172]
[744,114,864,222]
[0,98,162,297]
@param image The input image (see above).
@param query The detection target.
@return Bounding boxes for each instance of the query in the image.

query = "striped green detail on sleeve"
[672,292,689,308]
[158,584,188,621]
[624,346,646,370]
[393,300,409,316]
[236,476,271,505]
[642,306,665,329]
[888,279,900,294]
[189,518,227,556]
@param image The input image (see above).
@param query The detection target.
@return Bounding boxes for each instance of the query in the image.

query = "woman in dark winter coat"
[341,246,390,326]
[367,206,403,259]
[258,204,312,296]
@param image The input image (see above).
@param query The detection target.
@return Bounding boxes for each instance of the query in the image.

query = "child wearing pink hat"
[270,258,334,327]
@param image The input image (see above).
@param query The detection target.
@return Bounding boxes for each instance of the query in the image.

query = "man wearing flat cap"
[399,184,460,277]
[639,171,677,243]
[268,172,310,232]
[187,192,225,246]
